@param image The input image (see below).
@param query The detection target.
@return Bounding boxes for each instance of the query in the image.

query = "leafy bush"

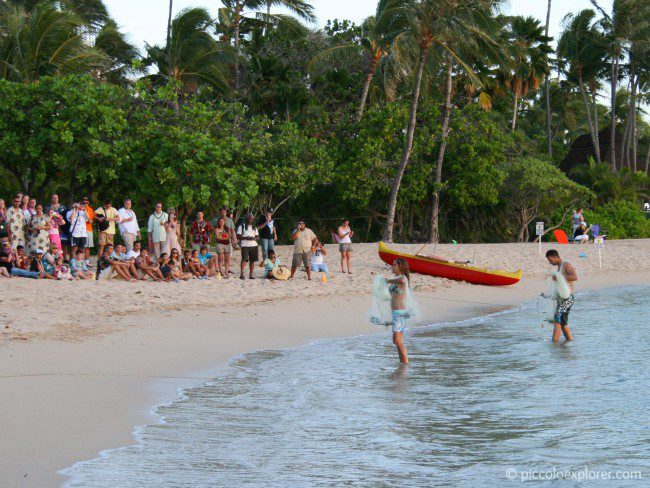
[583,201,650,239]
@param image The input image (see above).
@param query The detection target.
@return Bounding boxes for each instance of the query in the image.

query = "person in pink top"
[47,208,65,252]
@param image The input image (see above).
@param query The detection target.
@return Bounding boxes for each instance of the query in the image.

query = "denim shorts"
[392,309,409,333]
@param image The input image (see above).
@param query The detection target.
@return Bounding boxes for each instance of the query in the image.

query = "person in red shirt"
[190,211,213,251]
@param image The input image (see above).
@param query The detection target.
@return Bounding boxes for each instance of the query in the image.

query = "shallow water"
[63,286,650,487]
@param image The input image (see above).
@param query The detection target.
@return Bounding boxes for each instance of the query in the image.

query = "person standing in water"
[386,258,411,364]
[545,249,578,342]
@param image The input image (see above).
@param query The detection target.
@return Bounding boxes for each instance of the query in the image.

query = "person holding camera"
[95,200,120,258]
[67,202,90,258]
[257,208,277,260]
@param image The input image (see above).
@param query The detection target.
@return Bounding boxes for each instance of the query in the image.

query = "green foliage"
[583,201,650,239]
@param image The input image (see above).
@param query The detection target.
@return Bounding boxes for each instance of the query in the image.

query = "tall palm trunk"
[591,85,600,161]
[429,63,453,244]
[609,50,618,169]
[544,0,553,156]
[233,1,242,91]
[166,0,173,77]
[383,46,428,242]
[578,70,601,164]
[356,56,378,123]
[621,63,636,168]
[511,94,518,132]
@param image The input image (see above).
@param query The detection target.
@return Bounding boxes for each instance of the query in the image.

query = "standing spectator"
[95,200,120,258]
[258,208,277,260]
[214,217,232,277]
[67,202,90,258]
[47,208,65,252]
[117,198,141,253]
[147,203,168,258]
[190,211,213,251]
[7,196,26,249]
[290,220,317,280]
[571,208,584,234]
[27,204,50,255]
[236,213,259,280]
[24,197,37,221]
[310,239,329,273]
[212,207,237,247]
[47,194,69,258]
[82,197,94,266]
[0,199,7,243]
[337,219,354,274]
[163,211,182,256]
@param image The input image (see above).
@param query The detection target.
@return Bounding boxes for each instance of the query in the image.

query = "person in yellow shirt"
[94,200,120,258]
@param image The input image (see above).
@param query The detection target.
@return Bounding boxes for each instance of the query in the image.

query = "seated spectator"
[97,244,136,281]
[126,241,141,260]
[573,223,591,244]
[158,253,174,282]
[70,250,93,280]
[135,249,164,281]
[15,245,29,270]
[259,249,281,279]
[54,256,73,281]
[169,248,192,280]
[310,239,329,273]
[30,249,55,279]
[190,249,211,278]
[111,243,141,280]
[1,241,39,279]
[198,245,217,275]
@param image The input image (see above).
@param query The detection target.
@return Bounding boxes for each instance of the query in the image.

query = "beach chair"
[553,229,570,244]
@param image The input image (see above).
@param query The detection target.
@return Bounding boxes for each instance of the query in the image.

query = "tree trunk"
[609,54,618,170]
[429,63,453,244]
[233,2,242,92]
[356,58,378,123]
[645,145,649,174]
[264,0,271,36]
[166,0,174,78]
[544,0,553,156]
[578,72,600,164]
[591,86,600,161]
[631,76,638,171]
[383,46,428,242]
[621,65,635,169]
[511,94,518,132]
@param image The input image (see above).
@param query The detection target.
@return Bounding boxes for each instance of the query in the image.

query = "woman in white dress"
[163,211,183,256]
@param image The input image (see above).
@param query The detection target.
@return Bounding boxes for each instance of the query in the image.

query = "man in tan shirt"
[290,220,317,280]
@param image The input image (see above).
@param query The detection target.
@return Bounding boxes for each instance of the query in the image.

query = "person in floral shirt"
[190,211,213,251]
[7,196,26,249]
[27,204,51,255]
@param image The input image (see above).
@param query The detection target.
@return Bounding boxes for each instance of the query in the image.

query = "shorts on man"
[99,231,114,246]
[241,246,258,263]
[292,251,309,269]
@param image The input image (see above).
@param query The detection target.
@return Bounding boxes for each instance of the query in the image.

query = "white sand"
[1,240,649,486]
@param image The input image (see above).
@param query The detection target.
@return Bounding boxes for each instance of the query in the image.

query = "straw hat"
[272,265,291,281]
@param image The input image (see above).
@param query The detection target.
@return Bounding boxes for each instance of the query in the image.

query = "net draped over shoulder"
[369,275,420,327]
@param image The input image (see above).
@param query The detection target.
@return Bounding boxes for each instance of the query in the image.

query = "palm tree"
[145,8,237,96]
[501,16,552,132]
[217,0,315,90]
[378,0,500,242]
[0,2,108,83]
[557,9,608,164]
[544,0,553,156]
[308,15,392,122]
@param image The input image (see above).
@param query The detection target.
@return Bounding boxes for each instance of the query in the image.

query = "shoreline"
[1,241,649,486]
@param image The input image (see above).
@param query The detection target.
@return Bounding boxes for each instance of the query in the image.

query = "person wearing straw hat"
[260,249,289,280]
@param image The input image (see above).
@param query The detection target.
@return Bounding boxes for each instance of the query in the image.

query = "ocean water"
[62,286,650,487]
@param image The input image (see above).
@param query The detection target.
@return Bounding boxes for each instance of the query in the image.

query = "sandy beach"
[1,240,649,487]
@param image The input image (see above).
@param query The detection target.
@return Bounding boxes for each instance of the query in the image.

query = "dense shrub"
[583,201,650,239]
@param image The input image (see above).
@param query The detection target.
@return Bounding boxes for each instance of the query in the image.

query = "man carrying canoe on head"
[545,249,578,342]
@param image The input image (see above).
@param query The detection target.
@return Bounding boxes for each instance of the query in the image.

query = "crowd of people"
[0,194,356,282]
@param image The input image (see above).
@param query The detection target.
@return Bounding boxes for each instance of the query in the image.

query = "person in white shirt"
[147,203,168,259]
[66,202,90,258]
[236,213,259,280]
[118,199,140,253]
[126,241,141,260]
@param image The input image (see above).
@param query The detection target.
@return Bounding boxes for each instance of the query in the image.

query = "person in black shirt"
[257,208,277,260]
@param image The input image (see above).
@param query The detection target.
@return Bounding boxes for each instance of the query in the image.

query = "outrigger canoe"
[378,242,522,286]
